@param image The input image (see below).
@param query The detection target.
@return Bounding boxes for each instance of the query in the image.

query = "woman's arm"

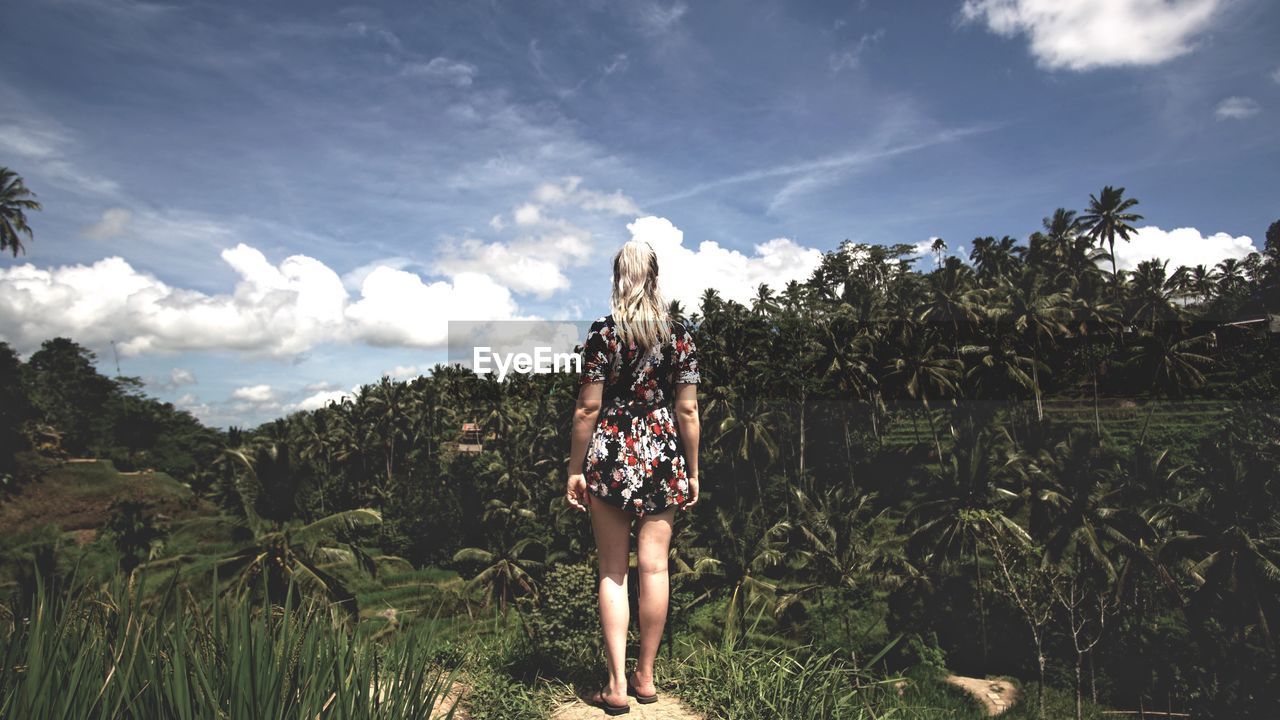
[569,382,603,474]
[674,383,700,508]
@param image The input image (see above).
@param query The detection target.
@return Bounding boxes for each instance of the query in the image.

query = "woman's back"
[579,314,700,416]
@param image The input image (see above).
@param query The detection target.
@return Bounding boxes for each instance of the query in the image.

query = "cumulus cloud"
[386,365,419,379]
[532,177,641,216]
[1214,96,1260,120]
[232,384,275,403]
[286,389,352,413]
[960,0,1221,71]
[401,57,478,86]
[83,207,133,239]
[0,244,522,356]
[1109,225,1258,272]
[627,216,824,309]
[439,179,634,298]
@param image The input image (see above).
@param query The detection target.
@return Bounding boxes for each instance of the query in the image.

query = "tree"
[1123,329,1213,445]
[1081,186,1143,281]
[0,167,41,256]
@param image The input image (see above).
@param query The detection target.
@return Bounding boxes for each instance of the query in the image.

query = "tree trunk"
[798,389,807,477]
[1138,396,1158,446]
[924,401,944,468]
[1037,647,1047,720]
[1075,652,1083,720]
[1031,347,1044,422]
[973,543,989,671]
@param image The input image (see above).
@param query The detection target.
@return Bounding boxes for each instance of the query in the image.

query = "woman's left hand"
[566,473,589,512]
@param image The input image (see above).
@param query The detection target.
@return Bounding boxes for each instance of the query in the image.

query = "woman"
[565,239,701,715]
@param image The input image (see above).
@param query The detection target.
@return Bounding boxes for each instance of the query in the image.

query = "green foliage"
[517,562,599,681]
[101,499,168,573]
[0,568,463,719]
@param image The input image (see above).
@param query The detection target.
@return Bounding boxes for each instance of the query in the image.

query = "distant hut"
[456,422,484,454]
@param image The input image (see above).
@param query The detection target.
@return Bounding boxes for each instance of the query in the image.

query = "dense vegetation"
[2,181,1279,718]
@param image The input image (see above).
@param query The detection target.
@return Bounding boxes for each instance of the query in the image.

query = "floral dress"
[578,314,700,517]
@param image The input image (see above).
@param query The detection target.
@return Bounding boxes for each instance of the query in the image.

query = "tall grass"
[0,568,462,719]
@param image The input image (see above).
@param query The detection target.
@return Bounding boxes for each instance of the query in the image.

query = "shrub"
[519,562,599,681]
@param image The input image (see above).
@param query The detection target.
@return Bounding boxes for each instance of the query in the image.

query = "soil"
[550,692,703,720]
[945,675,1022,716]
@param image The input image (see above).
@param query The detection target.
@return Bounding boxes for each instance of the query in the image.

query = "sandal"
[626,671,658,704]
[586,683,630,715]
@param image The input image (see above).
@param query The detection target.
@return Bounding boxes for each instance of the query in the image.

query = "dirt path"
[551,693,703,720]
[945,675,1021,716]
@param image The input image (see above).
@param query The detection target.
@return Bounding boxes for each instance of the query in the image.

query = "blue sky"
[1,0,1277,427]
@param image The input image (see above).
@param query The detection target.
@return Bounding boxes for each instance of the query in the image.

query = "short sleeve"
[674,323,700,384]
[578,318,612,385]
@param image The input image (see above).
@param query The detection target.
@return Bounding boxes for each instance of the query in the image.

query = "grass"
[0,456,204,538]
[0,568,465,719]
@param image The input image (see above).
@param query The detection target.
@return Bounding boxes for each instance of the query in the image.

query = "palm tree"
[1036,429,1149,579]
[907,426,1023,669]
[684,504,792,647]
[886,326,961,463]
[0,168,41,257]
[930,237,947,269]
[1127,260,1186,332]
[1080,186,1143,281]
[970,236,1023,281]
[1213,258,1247,299]
[786,486,918,651]
[453,498,544,613]
[1156,440,1280,652]
[994,272,1072,422]
[1123,328,1213,445]
[1185,264,1217,305]
[189,440,383,620]
[714,396,780,502]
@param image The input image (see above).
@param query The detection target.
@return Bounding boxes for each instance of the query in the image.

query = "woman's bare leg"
[589,497,631,706]
[631,505,675,696]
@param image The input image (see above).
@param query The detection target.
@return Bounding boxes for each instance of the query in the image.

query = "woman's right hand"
[681,474,699,511]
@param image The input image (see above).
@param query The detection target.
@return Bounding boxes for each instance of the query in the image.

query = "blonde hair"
[610,240,671,354]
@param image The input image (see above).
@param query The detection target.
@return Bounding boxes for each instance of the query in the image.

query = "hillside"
[0,454,211,542]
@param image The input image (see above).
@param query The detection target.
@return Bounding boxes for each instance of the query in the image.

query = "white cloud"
[603,53,629,76]
[0,119,120,195]
[829,29,885,73]
[627,216,824,309]
[346,268,518,346]
[386,365,419,379]
[0,243,523,356]
[432,238,572,297]
[83,207,133,239]
[232,384,275,403]
[150,367,198,392]
[514,203,542,225]
[437,179,634,298]
[1214,96,1260,120]
[401,56,478,87]
[169,368,197,386]
[636,2,688,34]
[1109,225,1258,272]
[1272,66,1280,84]
[286,389,352,413]
[532,177,641,216]
[960,0,1221,71]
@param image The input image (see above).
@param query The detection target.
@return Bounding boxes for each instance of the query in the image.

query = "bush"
[518,562,599,681]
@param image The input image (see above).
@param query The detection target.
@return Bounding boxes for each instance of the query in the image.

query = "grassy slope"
[0,455,208,539]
